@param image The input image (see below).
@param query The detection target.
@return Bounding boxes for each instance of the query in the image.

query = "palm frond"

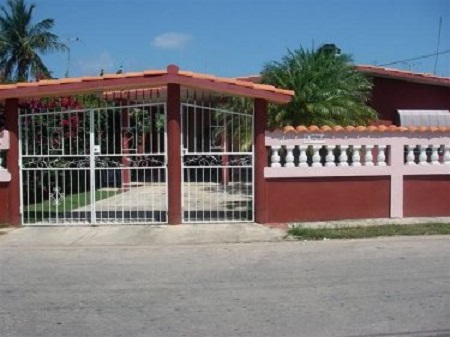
[261,45,378,127]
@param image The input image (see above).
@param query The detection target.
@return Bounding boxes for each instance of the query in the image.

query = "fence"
[264,127,450,222]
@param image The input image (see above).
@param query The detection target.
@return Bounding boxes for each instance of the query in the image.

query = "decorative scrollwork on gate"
[129,155,165,167]
[183,155,252,167]
[49,187,65,206]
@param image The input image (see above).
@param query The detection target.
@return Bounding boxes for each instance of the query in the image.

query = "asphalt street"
[1,235,449,337]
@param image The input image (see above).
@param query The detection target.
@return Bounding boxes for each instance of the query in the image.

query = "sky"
[32,0,450,79]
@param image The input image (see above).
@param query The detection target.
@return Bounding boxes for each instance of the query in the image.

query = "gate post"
[167,83,182,224]
[5,98,20,226]
[254,98,267,224]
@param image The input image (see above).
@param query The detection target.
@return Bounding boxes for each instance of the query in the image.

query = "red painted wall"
[265,177,390,223]
[368,77,450,125]
[0,182,9,223]
[404,176,450,217]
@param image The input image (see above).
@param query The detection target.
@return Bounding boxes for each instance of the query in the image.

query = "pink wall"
[369,77,450,125]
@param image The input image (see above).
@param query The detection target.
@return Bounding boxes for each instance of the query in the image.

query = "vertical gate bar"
[40,170,43,223]
[89,109,96,224]
[18,113,24,224]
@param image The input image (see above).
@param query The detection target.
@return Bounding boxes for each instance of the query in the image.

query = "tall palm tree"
[261,45,378,127]
[0,0,66,82]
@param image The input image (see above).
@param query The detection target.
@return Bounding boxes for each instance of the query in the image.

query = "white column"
[405,145,416,166]
[430,145,440,165]
[443,145,450,165]
[285,145,295,167]
[376,145,387,166]
[338,145,349,167]
[364,145,374,166]
[299,145,309,167]
[325,145,336,167]
[351,145,361,167]
[418,145,428,165]
[312,145,322,167]
[270,145,281,168]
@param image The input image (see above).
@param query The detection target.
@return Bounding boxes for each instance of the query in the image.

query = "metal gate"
[19,98,167,225]
[181,102,254,223]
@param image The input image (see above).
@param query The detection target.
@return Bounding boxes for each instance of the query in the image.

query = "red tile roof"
[0,65,294,104]
[271,125,450,133]
[356,65,450,87]
[236,66,450,89]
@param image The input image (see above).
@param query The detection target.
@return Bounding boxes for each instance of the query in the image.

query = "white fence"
[265,129,450,218]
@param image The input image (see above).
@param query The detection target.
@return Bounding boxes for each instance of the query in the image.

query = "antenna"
[433,16,442,74]
[65,37,82,77]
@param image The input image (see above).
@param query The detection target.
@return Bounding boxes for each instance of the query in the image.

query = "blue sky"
[35,0,449,78]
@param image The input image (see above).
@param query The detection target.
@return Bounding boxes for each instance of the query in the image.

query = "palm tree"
[261,45,378,127]
[0,0,66,82]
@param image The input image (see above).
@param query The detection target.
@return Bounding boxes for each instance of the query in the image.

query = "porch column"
[5,98,20,226]
[254,98,268,224]
[167,83,182,224]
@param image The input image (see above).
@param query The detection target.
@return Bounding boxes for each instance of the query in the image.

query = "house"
[356,65,450,127]
[1,65,450,226]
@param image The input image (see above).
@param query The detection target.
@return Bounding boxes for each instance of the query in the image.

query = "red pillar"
[167,83,182,224]
[5,98,20,226]
[254,98,268,224]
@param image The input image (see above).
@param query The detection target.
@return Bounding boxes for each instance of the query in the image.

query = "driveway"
[1,233,449,337]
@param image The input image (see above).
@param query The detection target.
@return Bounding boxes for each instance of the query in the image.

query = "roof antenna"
[65,37,82,77]
[433,16,442,74]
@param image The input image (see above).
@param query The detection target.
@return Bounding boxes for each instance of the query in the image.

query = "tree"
[0,0,66,82]
[261,45,378,127]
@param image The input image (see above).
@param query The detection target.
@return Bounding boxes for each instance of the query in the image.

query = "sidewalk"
[0,223,287,247]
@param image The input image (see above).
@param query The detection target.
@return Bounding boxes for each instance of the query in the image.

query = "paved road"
[1,236,449,337]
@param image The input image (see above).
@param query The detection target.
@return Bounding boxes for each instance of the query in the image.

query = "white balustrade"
[444,145,450,165]
[285,145,295,167]
[418,145,428,165]
[312,145,322,167]
[325,145,336,167]
[265,132,450,175]
[376,145,387,166]
[338,145,349,167]
[270,145,281,168]
[0,131,9,171]
[430,145,440,165]
[351,145,361,167]
[298,145,309,167]
[405,145,416,166]
[364,145,374,166]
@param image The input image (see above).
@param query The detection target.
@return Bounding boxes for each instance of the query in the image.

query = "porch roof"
[0,65,294,104]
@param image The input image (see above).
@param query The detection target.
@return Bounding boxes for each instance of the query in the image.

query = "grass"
[287,223,450,240]
[0,223,10,235]
[25,190,119,213]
